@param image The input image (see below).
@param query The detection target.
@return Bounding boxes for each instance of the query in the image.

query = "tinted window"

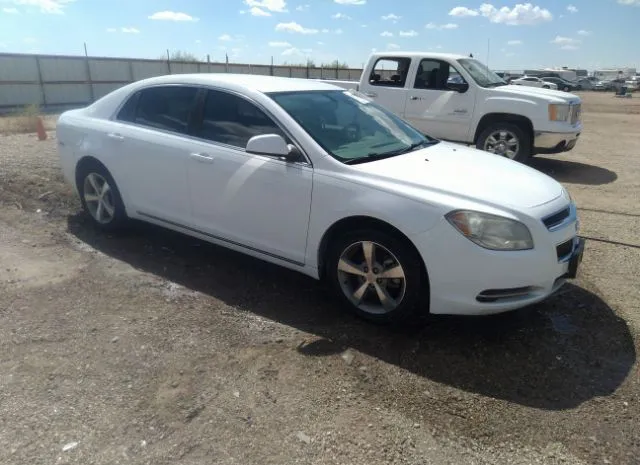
[413,59,464,90]
[368,57,412,87]
[133,86,198,134]
[195,90,286,148]
[116,91,140,122]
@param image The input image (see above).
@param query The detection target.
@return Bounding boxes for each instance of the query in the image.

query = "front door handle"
[107,132,124,141]
[409,96,419,101]
[189,152,214,164]
[364,91,377,98]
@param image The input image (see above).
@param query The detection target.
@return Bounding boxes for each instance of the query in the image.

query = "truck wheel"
[476,123,531,163]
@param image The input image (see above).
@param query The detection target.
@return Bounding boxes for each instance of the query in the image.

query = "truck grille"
[570,104,581,125]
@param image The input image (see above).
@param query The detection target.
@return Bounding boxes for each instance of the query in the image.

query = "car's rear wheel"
[542,85,550,89]
[476,123,531,163]
[326,229,425,324]
[76,160,127,231]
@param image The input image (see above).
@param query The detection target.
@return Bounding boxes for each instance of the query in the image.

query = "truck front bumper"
[534,130,581,155]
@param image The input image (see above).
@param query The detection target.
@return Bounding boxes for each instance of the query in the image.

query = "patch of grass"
[0,104,49,135]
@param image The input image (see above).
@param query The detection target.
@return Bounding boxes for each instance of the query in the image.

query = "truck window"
[413,59,464,90]
[368,57,412,87]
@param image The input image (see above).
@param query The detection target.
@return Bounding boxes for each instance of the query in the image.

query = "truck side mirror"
[446,82,469,93]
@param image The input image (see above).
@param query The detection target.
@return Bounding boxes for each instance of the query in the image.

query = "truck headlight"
[446,210,534,251]
[549,104,570,122]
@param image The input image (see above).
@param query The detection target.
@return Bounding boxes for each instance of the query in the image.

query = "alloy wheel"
[336,240,407,315]
[483,130,520,159]
[83,172,116,224]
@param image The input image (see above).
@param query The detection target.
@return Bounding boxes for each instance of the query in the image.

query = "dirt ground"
[0,91,639,465]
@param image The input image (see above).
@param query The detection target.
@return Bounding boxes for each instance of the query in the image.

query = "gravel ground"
[0,92,638,465]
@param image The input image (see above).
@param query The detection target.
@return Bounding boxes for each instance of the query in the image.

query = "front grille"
[570,104,581,125]
[543,207,570,230]
[556,238,574,260]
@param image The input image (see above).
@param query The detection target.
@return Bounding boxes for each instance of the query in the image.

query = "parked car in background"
[593,80,612,91]
[510,76,558,90]
[55,74,585,323]
[323,52,583,164]
[576,78,594,90]
[542,77,581,92]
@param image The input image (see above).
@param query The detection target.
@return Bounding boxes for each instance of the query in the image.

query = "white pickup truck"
[324,52,583,163]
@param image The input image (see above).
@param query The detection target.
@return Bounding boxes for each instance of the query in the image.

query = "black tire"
[542,85,550,89]
[76,159,128,231]
[563,86,570,92]
[325,228,426,324]
[476,122,531,164]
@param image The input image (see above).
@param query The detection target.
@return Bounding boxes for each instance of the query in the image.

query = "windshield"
[457,58,507,88]
[268,89,437,164]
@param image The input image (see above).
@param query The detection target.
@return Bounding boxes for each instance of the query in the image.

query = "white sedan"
[56,74,584,323]
[511,76,559,90]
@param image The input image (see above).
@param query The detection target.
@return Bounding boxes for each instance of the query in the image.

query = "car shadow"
[66,214,636,411]
[530,157,618,185]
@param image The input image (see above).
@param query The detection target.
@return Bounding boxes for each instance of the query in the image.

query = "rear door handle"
[189,152,214,164]
[107,132,124,141]
[409,96,419,101]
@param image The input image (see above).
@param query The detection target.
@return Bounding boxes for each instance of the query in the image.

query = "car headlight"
[446,210,534,251]
[549,104,570,121]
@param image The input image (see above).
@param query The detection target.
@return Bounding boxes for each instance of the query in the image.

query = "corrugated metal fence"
[0,52,364,113]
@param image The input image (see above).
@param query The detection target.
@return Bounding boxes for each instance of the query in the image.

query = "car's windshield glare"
[268,89,433,163]
[457,58,507,88]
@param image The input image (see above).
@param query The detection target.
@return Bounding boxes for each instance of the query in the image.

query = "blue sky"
[0,0,639,70]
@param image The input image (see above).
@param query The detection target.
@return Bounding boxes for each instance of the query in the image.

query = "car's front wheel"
[76,160,127,231]
[326,229,425,324]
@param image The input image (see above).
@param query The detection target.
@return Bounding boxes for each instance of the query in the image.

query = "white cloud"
[4,0,75,14]
[567,4,578,13]
[219,34,233,41]
[249,6,270,16]
[244,0,287,12]
[334,0,366,4]
[618,0,640,4]
[269,41,291,47]
[380,31,393,37]
[332,12,351,19]
[334,28,343,34]
[551,35,580,46]
[399,30,418,37]
[282,47,312,56]
[295,4,309,10]
[195,39,201,43]
[148,11,198,21]
[425,22,458,30]
[478,3,552,25]
[2,7,19,13]
[276,21,319,34]
[23,37,36,43]
[317,41,324,45]
[449,6,479,17]
[577,29,591,36]
[381,13,401,20]
[507,39,522,45]
[121,27,140,34]
[386,43,400,50]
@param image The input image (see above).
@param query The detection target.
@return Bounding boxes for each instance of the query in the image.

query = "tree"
[322,60,349,69]
[163,50,200,62]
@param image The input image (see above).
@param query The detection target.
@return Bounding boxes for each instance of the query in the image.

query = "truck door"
[402,58,476,143]
[357,56,410,116]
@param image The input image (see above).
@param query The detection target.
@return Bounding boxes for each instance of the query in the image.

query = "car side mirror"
[246,134,303,162]
[446,82,469,93]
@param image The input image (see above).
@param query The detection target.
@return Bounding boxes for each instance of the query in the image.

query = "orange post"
[36,116,47,141]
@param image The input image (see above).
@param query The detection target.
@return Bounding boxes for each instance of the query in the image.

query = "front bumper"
[410,200,584,316]
[534,130,581,154]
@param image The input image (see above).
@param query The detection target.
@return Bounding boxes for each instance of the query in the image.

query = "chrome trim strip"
[137,211,306,267]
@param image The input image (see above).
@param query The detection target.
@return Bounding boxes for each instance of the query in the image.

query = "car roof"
[369,51,468,61]
[128,73,342,94]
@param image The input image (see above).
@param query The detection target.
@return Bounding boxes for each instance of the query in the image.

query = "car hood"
[497,85,581,104]
[352,142,563,209]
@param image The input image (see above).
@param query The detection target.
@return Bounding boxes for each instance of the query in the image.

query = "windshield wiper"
[344,140,438,165]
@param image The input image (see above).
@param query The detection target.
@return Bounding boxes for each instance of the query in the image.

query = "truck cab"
[325,52,583,164]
